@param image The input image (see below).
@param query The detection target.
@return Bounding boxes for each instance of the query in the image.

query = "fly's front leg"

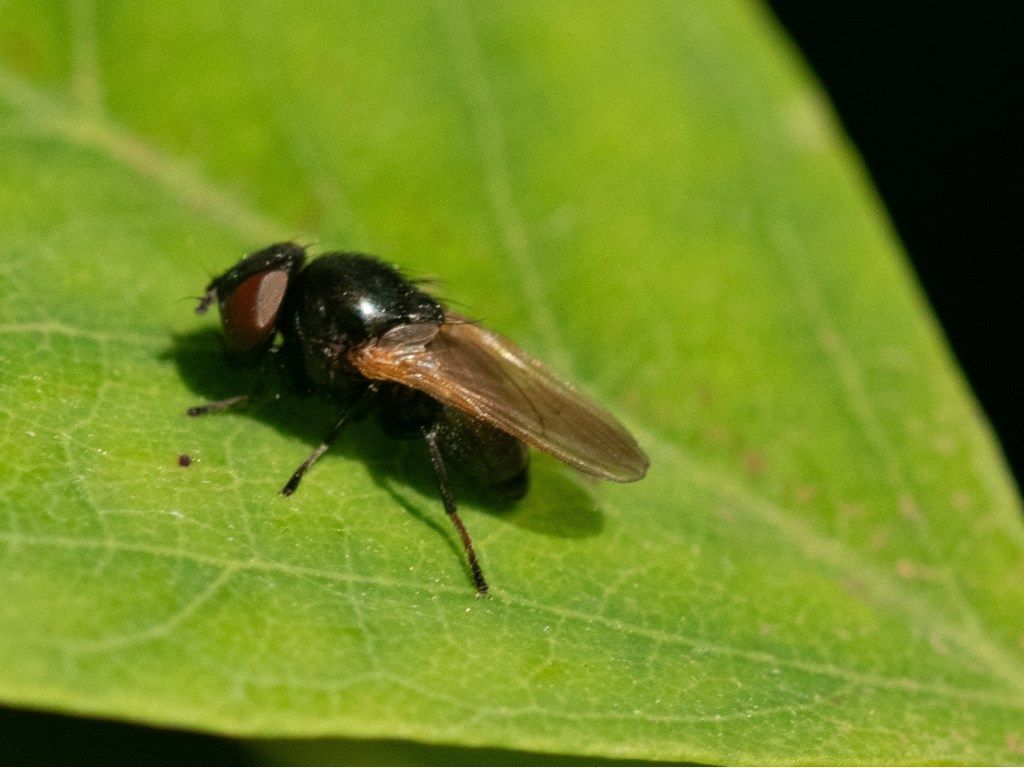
[186,394,250,416]
[185,346,289,418]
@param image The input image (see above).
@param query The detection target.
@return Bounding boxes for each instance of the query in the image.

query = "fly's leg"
[280,385,377,496]
[423,425,489,596]
[186,394,250,416]
[279,412,347,496]
[185,346,289,417]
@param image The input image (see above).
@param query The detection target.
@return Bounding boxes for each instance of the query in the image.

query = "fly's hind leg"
[422,425,489,596]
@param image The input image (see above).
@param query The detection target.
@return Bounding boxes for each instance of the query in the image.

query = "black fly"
[189,243,648,595]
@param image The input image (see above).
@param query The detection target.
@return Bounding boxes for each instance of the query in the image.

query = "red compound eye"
[220,269,289,353]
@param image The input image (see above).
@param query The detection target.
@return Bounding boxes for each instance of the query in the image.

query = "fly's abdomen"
[436,406,529,500]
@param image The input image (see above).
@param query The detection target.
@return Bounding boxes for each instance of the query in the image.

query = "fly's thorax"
[284,253,444,392]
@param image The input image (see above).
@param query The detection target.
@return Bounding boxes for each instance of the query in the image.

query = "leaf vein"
[62,566,238,655]
[0,62,301,246]
[433,0,569,371]
[2,530,1020,709]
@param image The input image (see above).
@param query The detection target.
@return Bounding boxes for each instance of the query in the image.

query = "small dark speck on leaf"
[716,504,737,522]
[840,576,869,599]
[705,424,729,445]
[869,526,891,552]
[896,559,918,578]
[1006,732,1024,755]
[696,384,715,404]
[178,454,192,468]
[743,450,767,477]
[794,484,816,504]
[951,490,972,510]
[899,494,922,521]
[896,558,938,581]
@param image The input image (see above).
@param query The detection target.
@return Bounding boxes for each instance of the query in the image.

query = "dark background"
[769,0,1021,485]
[3,3,1019,764]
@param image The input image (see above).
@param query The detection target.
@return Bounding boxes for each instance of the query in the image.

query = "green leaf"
[1,0,1022,763]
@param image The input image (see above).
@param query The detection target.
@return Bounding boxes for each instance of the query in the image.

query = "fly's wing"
[350,317,649,482]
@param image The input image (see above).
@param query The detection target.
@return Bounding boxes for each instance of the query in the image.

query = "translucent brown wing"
[350,316,649,482]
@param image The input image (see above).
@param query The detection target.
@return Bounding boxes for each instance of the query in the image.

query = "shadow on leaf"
[162,329,604,543]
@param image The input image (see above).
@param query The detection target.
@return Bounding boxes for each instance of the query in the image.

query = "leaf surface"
[1,0,1022,763]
